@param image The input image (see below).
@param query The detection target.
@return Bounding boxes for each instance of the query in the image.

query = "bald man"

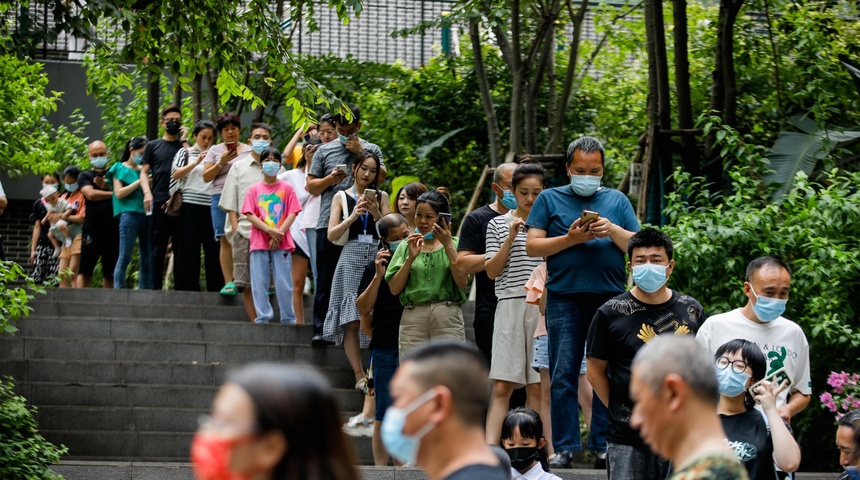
[77,140,120,288]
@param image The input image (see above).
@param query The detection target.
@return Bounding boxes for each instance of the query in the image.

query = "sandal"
[220,281,237,296]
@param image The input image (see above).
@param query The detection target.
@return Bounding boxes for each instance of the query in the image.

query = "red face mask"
[191,433,256,480]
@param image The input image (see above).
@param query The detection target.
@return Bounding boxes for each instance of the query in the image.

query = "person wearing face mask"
[714,339,800,480]
[355,212,411,464]
[56,165,87,288]
[696,256,812,427]
[525,136,640,469]
[29,172,62,284]
[307,105,386,346]
[139,105,190,290]
[241,147,301,324]
[107,136,153,289]
[586,228,704,479]
[78,140,120,288]
[219,123,283,322]
[837,411,860,480]
[456,162,517,366]
[191,363,359,480]
[383,341,510,480]
[500,408,562,480]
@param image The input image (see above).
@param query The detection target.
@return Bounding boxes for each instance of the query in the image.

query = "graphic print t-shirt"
[668,453,750,480]
[721,409,777,480]
[241,180,301,252]
[587,290,705,447]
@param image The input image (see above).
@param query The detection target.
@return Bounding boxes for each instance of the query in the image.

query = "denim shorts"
[210,194,226,239]
[532,334,549,372]
[372,348,400,422]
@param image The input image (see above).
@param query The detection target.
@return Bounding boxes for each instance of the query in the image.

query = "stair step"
[15,315,318,343]
[36,406,206,433]
[1,336,362,367]
[17,381,366,411]
[0,358,356,388]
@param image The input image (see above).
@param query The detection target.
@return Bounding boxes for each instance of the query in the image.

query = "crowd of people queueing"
[21,100,828,480]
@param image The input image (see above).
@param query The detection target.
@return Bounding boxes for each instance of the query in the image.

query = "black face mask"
[506,446,539,471]
[165,120,182,136]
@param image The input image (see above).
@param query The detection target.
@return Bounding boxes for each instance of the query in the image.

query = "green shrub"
[661,126,860,470]
[0,378,67,479]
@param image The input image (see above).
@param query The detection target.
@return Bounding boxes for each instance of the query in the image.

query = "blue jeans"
[372,348,400,421]
[114,212,153,289]
[250,249,295,324]
[305,228,318,289]
[546,291,611,453]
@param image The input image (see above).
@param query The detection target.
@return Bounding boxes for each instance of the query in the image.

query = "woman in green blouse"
[385,191,468,357]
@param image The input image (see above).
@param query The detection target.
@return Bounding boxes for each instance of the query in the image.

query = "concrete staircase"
[0,288,388,464]
[0,198,35,267]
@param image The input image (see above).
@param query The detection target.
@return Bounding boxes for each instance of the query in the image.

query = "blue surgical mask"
[90,157,109,169]
[845,466,860,480]
[64,182,78,192]
[261,161,280,177]
[251,139,270,154]
[132,154,143,165]
[416,228,433,241]
[632,263,668,293]
[500,189,518,210]
[570,174,601,197]
[750,286,787,322]
[715,365,750,397]
[388,240,404,252]
[381,390,437,465]
[338,133,350,144]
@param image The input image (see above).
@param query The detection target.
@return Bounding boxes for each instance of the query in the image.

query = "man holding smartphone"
[306,104,386,346]
[77,140,120,288]
[525,136,640,469]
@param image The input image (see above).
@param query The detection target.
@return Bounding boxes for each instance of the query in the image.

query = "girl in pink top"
[242,148,302,323]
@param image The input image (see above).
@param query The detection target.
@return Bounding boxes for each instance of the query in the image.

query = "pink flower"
[820,392,837,412]
[828,372,844,389]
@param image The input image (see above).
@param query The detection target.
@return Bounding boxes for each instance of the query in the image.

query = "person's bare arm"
[588,217,636,252]
[307,168,347,196]
[113,178,141,199]
[525,221,594,258]
[139,164,152,211]
[485,219,525,280]
[327,194,360,242]
[586,358,611,406]
[228,211,239,236]
[0,195,7,213]
[172,149,205,180]
[387,236,421,295]
[456,251,486,275]
[282,126,305,159]
[778,391,811,423]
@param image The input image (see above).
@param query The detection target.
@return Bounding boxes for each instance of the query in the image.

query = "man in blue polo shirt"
[525,136,640,468]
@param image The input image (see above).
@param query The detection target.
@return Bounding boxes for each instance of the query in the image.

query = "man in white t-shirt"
[696,256,811,423]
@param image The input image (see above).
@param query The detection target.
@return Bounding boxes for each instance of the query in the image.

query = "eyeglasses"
[715,356,749,374]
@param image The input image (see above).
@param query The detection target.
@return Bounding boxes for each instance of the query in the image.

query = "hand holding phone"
[748,367,793,398]
[438,212,452,227]
[335,164,348,174]
[581,210,599,228]
[364,190,377,202]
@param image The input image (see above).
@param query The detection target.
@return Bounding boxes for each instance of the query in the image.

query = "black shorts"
[293,244,309,260]
[79,219,120,278]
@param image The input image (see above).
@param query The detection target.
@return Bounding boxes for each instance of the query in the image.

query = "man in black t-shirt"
[356,213,411,465]
[140,105,190,289]
[456,162,517,365]
[587,228,705,480]
[77,140,120,288]
[385,342,509,480]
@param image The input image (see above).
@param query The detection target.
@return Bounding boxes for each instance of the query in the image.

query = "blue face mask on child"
[261,161,280,177]
[715,364,750,397]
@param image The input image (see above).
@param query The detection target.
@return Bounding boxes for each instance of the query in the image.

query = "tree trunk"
[672,0,700,176]
[551,0,589,153]
[205,67,220,120]
[509,0,524,157]
[651,0,671,129]
[253,73,271,123]
[470,18,502,166]
[173,80,182,110]
[762,0,783,112]
[147,71,160,140]
[192,74,202,124]
[722,1,743,129]
[545,30,559,155]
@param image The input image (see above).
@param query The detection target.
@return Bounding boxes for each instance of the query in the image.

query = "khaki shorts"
[490,296,540,385]
[231,233,251,288]
[59,234,83,260]
[399,302,465,359]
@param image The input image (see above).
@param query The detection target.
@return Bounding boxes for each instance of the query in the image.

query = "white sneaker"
[342,413,373,437]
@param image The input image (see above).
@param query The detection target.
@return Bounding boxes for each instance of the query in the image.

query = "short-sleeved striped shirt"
[485,211,543,300]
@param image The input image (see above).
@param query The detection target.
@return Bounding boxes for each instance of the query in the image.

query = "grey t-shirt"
[308,139,384,229]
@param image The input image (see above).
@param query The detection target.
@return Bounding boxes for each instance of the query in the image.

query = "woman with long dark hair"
[108,136,153,289]
[715,339,800,479]
[192,363,358,480]
[29,171,62,284]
